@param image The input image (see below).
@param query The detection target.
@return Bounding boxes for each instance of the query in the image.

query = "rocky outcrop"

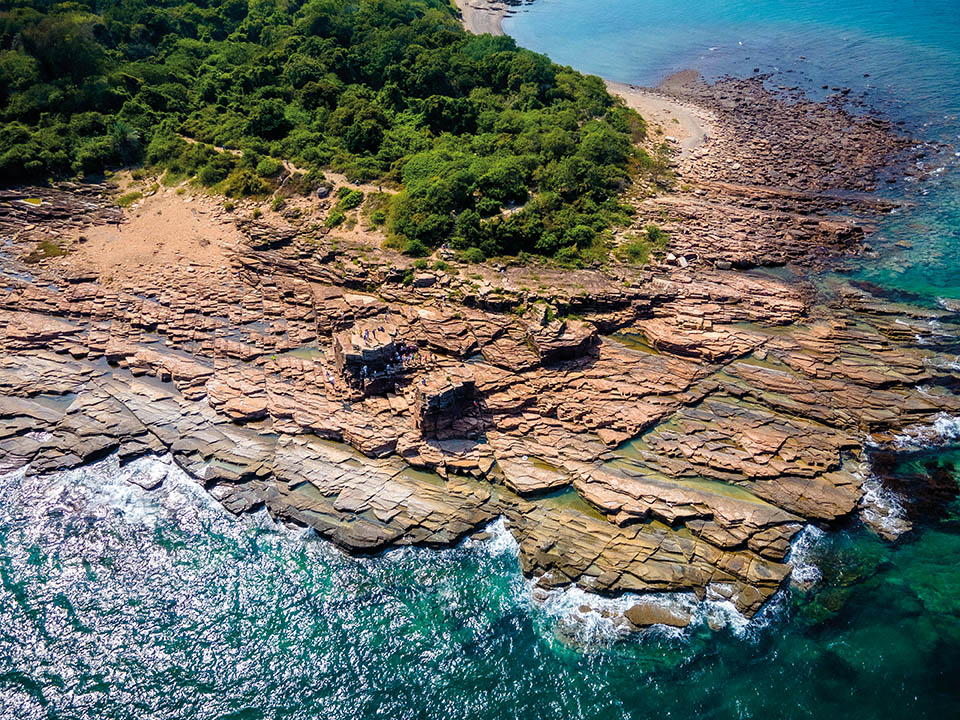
[624,602,691,629]
[503,496,791,616]
[333,322,407,395]
[0,184,121,239]
[414,369,477,438]
[0,78,951,629]
[523,305,598,364]
[573,462,804,560]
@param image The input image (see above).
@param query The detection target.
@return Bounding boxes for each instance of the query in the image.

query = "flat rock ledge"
[1,81,955,629]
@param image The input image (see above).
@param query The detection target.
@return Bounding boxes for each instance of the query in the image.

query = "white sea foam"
[933,414,960,440]
[525,576,783,648]
[786,525,825,587]
[856,461,911,540]
[531,583,653,646]
[927,355,960,372]
[475,516,520,557]
[894,412,960,449]
[937,297,960,312]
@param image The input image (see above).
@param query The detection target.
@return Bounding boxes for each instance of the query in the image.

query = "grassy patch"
[116,191,142,208]
[325,210,346,228]
[618,224,671,265]
[160,170,189,187]
[363,192,391,228]
[24,239,67,263]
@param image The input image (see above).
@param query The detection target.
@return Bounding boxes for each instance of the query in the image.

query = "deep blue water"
[2,2,960,718]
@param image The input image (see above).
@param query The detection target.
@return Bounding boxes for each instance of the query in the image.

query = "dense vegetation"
[0,0,653,260]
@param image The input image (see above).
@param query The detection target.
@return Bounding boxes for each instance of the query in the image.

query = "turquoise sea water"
[507,0,960,298]
[3,455,960,720]
[3,2,960,718]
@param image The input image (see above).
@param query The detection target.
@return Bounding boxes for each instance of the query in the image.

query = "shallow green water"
[1,454,959,719]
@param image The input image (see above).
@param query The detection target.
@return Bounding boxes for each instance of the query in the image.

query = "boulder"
[624,602,692,629]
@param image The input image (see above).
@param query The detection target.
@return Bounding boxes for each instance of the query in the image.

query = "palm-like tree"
[110,121,141,166]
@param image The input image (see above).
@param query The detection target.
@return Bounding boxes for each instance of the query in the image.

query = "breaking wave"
[893,413,960,449]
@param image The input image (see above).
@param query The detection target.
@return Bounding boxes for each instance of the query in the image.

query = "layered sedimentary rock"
[333,321,408,395]
[1,78,955,627]
[523,305,599,364]
[414,369,477,438]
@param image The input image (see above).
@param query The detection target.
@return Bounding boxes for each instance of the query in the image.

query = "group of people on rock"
[353,341,435,385]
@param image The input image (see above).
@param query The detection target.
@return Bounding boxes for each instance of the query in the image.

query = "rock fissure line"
[1,73,958,629]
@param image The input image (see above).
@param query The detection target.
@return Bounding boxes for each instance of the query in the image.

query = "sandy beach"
[605,80,716,159]
[454,0,507,36]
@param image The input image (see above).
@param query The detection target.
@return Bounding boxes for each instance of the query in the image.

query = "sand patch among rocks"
[65,182,241,282]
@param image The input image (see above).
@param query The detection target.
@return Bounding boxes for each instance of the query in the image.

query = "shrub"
[116,191,142,207]
[256,157,283,177]
[0,0,639,264]
[555,245,582,267]
[461,247,485,264]
[620,225,668,265]
[645,223,669,245]
[403,238,430,257]
[337,189,364,210]
[621,239,650,265]
[222,169,269,198]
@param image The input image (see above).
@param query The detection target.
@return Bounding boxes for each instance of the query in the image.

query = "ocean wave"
[524,578,780,649]
[0,455,814,660]
[936,296,959,313]
[857,462,911,540]
[787,525,826,587]
[926,355,960,372]
[471,516,520,557]
[893,412,960,449]
[529,583,651,647]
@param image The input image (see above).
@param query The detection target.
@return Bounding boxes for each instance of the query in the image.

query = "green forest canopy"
[0,0,654,259]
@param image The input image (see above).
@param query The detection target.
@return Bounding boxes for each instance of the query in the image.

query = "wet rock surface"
[1,81,955,628]
[639,73,919,272]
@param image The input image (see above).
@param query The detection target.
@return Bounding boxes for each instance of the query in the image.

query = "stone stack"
[413,370,477,439]
[333,322,403,395]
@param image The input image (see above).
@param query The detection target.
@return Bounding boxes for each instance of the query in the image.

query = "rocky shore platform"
[2,77,958,631]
